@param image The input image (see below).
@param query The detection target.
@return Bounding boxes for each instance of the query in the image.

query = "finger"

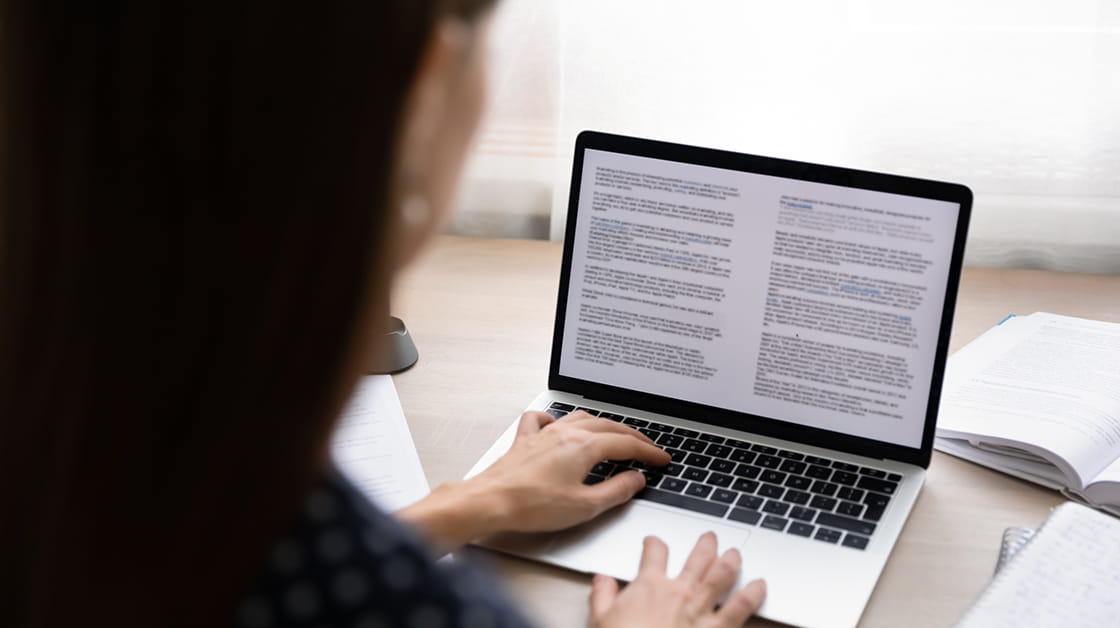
[571,417,659,446]
[637,535,669,577]
[715,579,767,625]
[678,531,719,582]
[695,548,741,612]
[581,470,646,517]
[554,409,599,423]
[588,573,619,619]
[517,411,554,437]
[587,434,671,466]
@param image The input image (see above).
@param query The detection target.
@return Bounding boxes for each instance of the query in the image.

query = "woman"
[0,1,767,626]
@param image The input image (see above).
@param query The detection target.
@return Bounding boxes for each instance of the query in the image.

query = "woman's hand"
[397,410,670,550]
[589,533,767,628]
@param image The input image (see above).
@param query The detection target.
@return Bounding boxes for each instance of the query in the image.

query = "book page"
[330,376,430,512]
[938,313,1120,488]
[957,502,1120,627]
[1083,455,1120,510]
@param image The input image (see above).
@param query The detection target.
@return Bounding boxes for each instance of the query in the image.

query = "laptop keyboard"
[548,402,900,551]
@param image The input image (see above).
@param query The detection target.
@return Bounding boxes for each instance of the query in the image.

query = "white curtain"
[454,0,1120,273]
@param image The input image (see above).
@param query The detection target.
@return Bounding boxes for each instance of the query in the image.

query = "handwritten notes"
[958,502,1120,627]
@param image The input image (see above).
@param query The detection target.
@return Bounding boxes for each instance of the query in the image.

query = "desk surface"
[392,235,1120,628]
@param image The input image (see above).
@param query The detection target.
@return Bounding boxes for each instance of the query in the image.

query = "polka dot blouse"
[235,469,533,628]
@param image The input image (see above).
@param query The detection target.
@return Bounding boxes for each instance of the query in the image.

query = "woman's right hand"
[588,532,767,628]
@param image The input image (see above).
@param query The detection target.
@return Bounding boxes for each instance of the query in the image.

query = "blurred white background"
[454,0,1120,272]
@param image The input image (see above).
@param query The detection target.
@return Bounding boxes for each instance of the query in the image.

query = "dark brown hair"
[0,1,494,626]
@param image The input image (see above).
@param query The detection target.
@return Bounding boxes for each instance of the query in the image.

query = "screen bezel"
[548,130,972,469]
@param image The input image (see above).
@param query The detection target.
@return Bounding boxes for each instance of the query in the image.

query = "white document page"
[559,149,961,448]
[331,375,430,512]
[957,502,1120,628]
[938,313,1120,488]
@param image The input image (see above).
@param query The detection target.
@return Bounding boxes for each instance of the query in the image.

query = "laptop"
[466,131,972,628]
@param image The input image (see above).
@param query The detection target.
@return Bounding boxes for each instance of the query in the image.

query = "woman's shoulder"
[234,470,532,628]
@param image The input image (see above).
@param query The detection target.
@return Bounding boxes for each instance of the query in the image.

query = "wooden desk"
[392,235,1120,628]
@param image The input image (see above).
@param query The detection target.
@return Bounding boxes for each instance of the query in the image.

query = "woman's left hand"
[397,410,670,550]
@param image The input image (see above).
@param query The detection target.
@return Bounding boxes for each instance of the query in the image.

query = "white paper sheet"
[331,375,430,512]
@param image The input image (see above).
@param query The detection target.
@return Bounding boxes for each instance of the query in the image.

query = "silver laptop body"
[468,131,972,628]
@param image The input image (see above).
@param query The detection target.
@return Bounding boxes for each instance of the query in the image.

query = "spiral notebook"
[957,502,1120,627]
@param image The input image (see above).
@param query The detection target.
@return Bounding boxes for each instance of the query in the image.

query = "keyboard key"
[790,506,817,521]
[760,470,787,484]
[856,476,899,495]
[732,479,759,493]
[788,522,815,537]
[863,492,891,507]
[806,465,833,479]
[600,412,625,421]
[591,462,615,476]
[785,476,812,491]
[831,461,859,472]
[684,453,713,468]
[810,496,838,511]
[810,481,839,496]
[705,444,732,458]
[725,438,751,449]
[756,455,781,469]
[545,408,568,419]
[842,534,869,550]
[831,471,858,486]
[648,422,674,432]
[777,451,804,461]
[762,501,790,516]
[657,433,684,448]
[816,513,877,536]
[583,474,605,485]
[864,506,886,522]
[782,490,811,505]
[737,495,764,510]
[887,473,903,482]
[661,463,684,477]
[638,428,659,440]
[623,417,649,427]
[682,468,709,482]
[779,460,807,474]
[730,449,757,464]
[682,439,708,453]
[576,407,601,416]
[548,402,575,412]
[837,501,864,517]
[661,478,687,492]
[761,515,788,531]
[674,427,700,438]
[814,528,841,544]
[758,484,785,498]
[838,487,865,501]
[805,455,832,466]
[712,489,738,504]
[685,484,713,499]
[666,448,687,463]
[699,434,725,444]
[710,459,736,474]
[733,464,761,479]
[751,444,778,455]
[729,508,762,525]
[637,488,729,517]
[707,473,733,488]
[859,467,887,478]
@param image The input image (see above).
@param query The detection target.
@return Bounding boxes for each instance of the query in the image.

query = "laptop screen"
[555,137,969,451]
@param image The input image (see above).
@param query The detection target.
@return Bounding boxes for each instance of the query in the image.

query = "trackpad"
[544,502,752,582]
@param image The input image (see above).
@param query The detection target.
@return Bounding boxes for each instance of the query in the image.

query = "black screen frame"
[548,130,972,469]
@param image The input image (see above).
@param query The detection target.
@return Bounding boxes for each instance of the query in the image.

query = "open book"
[935,312,1120,516]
